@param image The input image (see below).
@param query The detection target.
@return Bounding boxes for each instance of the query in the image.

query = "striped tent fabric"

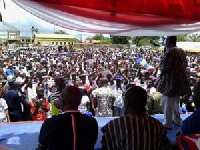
[177,134,200,150]
[10,0,200,36]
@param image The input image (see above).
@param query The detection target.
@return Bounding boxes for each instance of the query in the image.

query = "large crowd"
[0,36,200,149]
[0,43,199,122]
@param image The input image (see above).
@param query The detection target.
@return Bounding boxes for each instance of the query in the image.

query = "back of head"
[101,78,108,86]
[60,86,82,109]
[125,86,147,114]
[55,75,66,91]
[55,75,65,83]
[8,79,16,88]
[166,36,177,47]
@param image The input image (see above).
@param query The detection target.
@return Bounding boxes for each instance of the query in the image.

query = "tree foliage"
[102,38,112,44]
[86,34,111,44]
[177,34,188,41]
[132,36,160,46]
[92,34,105,41]
[31,26,39,36]
[110,35,131,44]
[54,30,67,34]
[187,33,200,42]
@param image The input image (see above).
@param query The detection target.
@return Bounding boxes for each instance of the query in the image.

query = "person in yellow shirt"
[49,76,66,116]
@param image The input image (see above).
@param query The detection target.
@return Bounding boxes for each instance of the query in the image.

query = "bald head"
[60,86,82,110]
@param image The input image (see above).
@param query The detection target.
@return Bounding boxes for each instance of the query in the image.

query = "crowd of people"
[0,36,200,149]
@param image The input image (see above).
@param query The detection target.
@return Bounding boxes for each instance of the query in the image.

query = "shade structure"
[177,42,200,52]
[11,0,200,36]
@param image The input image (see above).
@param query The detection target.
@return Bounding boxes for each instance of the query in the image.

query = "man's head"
[55,75,66,92]
[147,80,153,88]
[96,79,102,88]
[166,36,177,48]
[8,65,13,70]
[100,78,108,87]
[8,79,16,88]
[125,86,147,115]
[36,87,44,99]
[60,86,82,110]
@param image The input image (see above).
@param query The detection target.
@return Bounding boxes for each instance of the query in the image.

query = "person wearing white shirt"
[0,89,10,122]
[113,88,124,116]
[25,81,34,102]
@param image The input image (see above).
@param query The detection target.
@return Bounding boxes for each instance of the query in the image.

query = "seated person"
[37,86,98,150]
[101,86,172,150]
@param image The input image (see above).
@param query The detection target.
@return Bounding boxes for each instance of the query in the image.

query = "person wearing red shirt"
[30,87,50,121]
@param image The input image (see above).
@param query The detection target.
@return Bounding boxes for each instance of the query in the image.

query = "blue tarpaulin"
[0,114,190,150]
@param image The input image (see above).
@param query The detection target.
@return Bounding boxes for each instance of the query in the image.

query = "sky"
[0,0,96,39]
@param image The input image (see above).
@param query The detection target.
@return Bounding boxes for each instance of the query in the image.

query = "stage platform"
[0,114,190,150]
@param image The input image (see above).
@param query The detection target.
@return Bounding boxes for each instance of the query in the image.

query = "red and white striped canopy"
[11,0,200,36]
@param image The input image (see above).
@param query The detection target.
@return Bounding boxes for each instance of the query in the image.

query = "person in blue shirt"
[5,66,14,76]
[181,84,200,135]
[3,79,28,122]
[136,56,142,65]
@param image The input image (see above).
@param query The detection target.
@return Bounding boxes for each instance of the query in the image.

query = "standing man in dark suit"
[156,36,191,129]
[37,86,98,150]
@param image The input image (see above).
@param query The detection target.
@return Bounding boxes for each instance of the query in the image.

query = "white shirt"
[16,76,23,83]
[150,87,157,95]
[78,96,90,114]
[32,83,38,98]
[26,87,34,102]
[114,88,124,108]
[0,98,8,122]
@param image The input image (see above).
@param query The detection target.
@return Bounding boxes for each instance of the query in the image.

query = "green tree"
[54,30,67,34]
[92,34,105,40]
[177,34,188,41]
[110,35,131,44]
[132,36,160,46]
[86,37,92,43]
[102,38,112,44]
[132,36,146,46]
[31,26,39,36]
[31,26,39,43]
[187,33,200,42]
[138,38,149,46]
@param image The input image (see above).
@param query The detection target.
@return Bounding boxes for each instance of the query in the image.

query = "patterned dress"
[156,48,191,97]
[92,86,115,117]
